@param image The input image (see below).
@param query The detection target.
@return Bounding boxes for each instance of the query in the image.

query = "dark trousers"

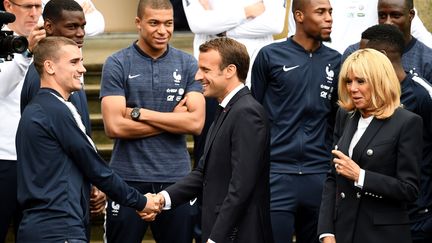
[411,211,432,243]
[0,160,21,243]
[270,173,326,243]
[105,181,193,243]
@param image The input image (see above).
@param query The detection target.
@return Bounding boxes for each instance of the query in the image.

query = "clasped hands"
[136,193,166,221]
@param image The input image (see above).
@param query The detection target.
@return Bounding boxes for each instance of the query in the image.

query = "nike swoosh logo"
[282,65,300,72]
[190,198,197,206]
[128,74,141,79]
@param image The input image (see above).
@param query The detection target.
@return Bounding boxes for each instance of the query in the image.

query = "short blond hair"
[338,48,400,119]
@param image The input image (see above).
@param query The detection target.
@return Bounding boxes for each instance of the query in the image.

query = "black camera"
[1,11,29,61]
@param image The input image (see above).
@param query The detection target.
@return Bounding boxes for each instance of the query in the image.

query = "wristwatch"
[131,107,141,121]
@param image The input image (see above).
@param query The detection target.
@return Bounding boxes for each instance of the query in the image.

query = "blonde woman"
[318,48,422,243]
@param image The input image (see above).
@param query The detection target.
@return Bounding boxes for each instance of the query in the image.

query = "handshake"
[137,193,166,221]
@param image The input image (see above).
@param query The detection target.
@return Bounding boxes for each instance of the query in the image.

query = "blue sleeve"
[55,107,147,210]
[341,43,360,63]
[418,91,432,137]
[184,55,202,94]
[20,63,41,114]
[251,48,269,103]
[100,55,127,98]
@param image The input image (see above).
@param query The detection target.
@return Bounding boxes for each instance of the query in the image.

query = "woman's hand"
[332,150,361,182]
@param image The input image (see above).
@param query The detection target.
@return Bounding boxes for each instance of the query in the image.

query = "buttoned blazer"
[166,87,273,243]
[318,107,422,243]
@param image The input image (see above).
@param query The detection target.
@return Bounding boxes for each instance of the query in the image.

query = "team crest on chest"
[173,69,181,85]
[320,64,335,100]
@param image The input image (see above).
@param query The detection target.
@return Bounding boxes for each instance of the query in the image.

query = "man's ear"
[44,60,55,75]
[44,20,53,35]
[135,17,141,30]
[224,64,237,79]
[294,10,304,23]
[408,9,415,22]
[3,0,12,11]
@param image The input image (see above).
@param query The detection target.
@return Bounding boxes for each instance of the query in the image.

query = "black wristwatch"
[131,107,141,121]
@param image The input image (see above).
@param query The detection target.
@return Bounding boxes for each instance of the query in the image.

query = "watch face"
[131,108,140,120]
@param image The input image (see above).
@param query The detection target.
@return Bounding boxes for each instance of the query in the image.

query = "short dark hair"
[33,36,78,76]
[43,0,83,22]
[405,0,414,10]
[292,0,310,14]
[361,24,405,55]
[137,0,173,18]
[199,37,250,82]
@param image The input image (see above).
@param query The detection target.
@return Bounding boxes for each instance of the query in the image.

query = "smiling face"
[195,49,229,103]
[135,7,173,58]
[51,44,86,96]
[45,10,86,48]
[346,71,372,116]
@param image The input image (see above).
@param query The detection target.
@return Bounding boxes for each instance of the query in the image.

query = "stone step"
[85,84,101,114]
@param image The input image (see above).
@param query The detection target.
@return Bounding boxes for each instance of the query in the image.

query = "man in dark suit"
[147,37,272,243]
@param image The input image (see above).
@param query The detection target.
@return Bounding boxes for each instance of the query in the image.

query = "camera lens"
[0,35,29,54]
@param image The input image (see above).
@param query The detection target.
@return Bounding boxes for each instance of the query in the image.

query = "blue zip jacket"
[252,37,341,174]
[16,88,147,242]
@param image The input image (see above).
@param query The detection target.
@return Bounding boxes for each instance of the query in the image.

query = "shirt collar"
[220,84,245,108]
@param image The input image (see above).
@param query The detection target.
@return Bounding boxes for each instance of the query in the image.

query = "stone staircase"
[82,32,195,162]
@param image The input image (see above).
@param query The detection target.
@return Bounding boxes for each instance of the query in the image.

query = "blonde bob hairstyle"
[338,48,400,119]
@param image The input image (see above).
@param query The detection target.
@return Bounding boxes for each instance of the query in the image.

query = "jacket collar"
[339,111,385,166]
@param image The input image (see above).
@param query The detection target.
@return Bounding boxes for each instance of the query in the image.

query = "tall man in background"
[252,0,341,242]
[100,0,205,242]
[343,0,432,85]
[0,1,45,241]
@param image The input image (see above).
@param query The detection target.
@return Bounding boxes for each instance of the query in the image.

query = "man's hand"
[143,193,162,213]
[173,97,188,113]
[322,236,336,243]
[244,1,265,19]
[155,192,165,207]
[136,193,164,221]
[90,186,106,217]
[27,24,46,52]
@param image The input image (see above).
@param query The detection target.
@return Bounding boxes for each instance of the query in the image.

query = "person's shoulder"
[256,38,293,59]
[236,89,264,109]
[238,92,269,120]
[394,106,422,121]
[409,37,432,56]
[107,44,136,60]
[410,75,432,99]
[261,38,290,51]
[321,44,342,58]
[23,92,59,117]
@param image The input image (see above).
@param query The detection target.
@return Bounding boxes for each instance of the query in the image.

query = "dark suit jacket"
[165,87,273,243]
[318,108,422,243]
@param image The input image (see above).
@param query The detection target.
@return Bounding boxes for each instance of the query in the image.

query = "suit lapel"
[351,117,385,166]
[338,111,360,155]
[201,87,250,166]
